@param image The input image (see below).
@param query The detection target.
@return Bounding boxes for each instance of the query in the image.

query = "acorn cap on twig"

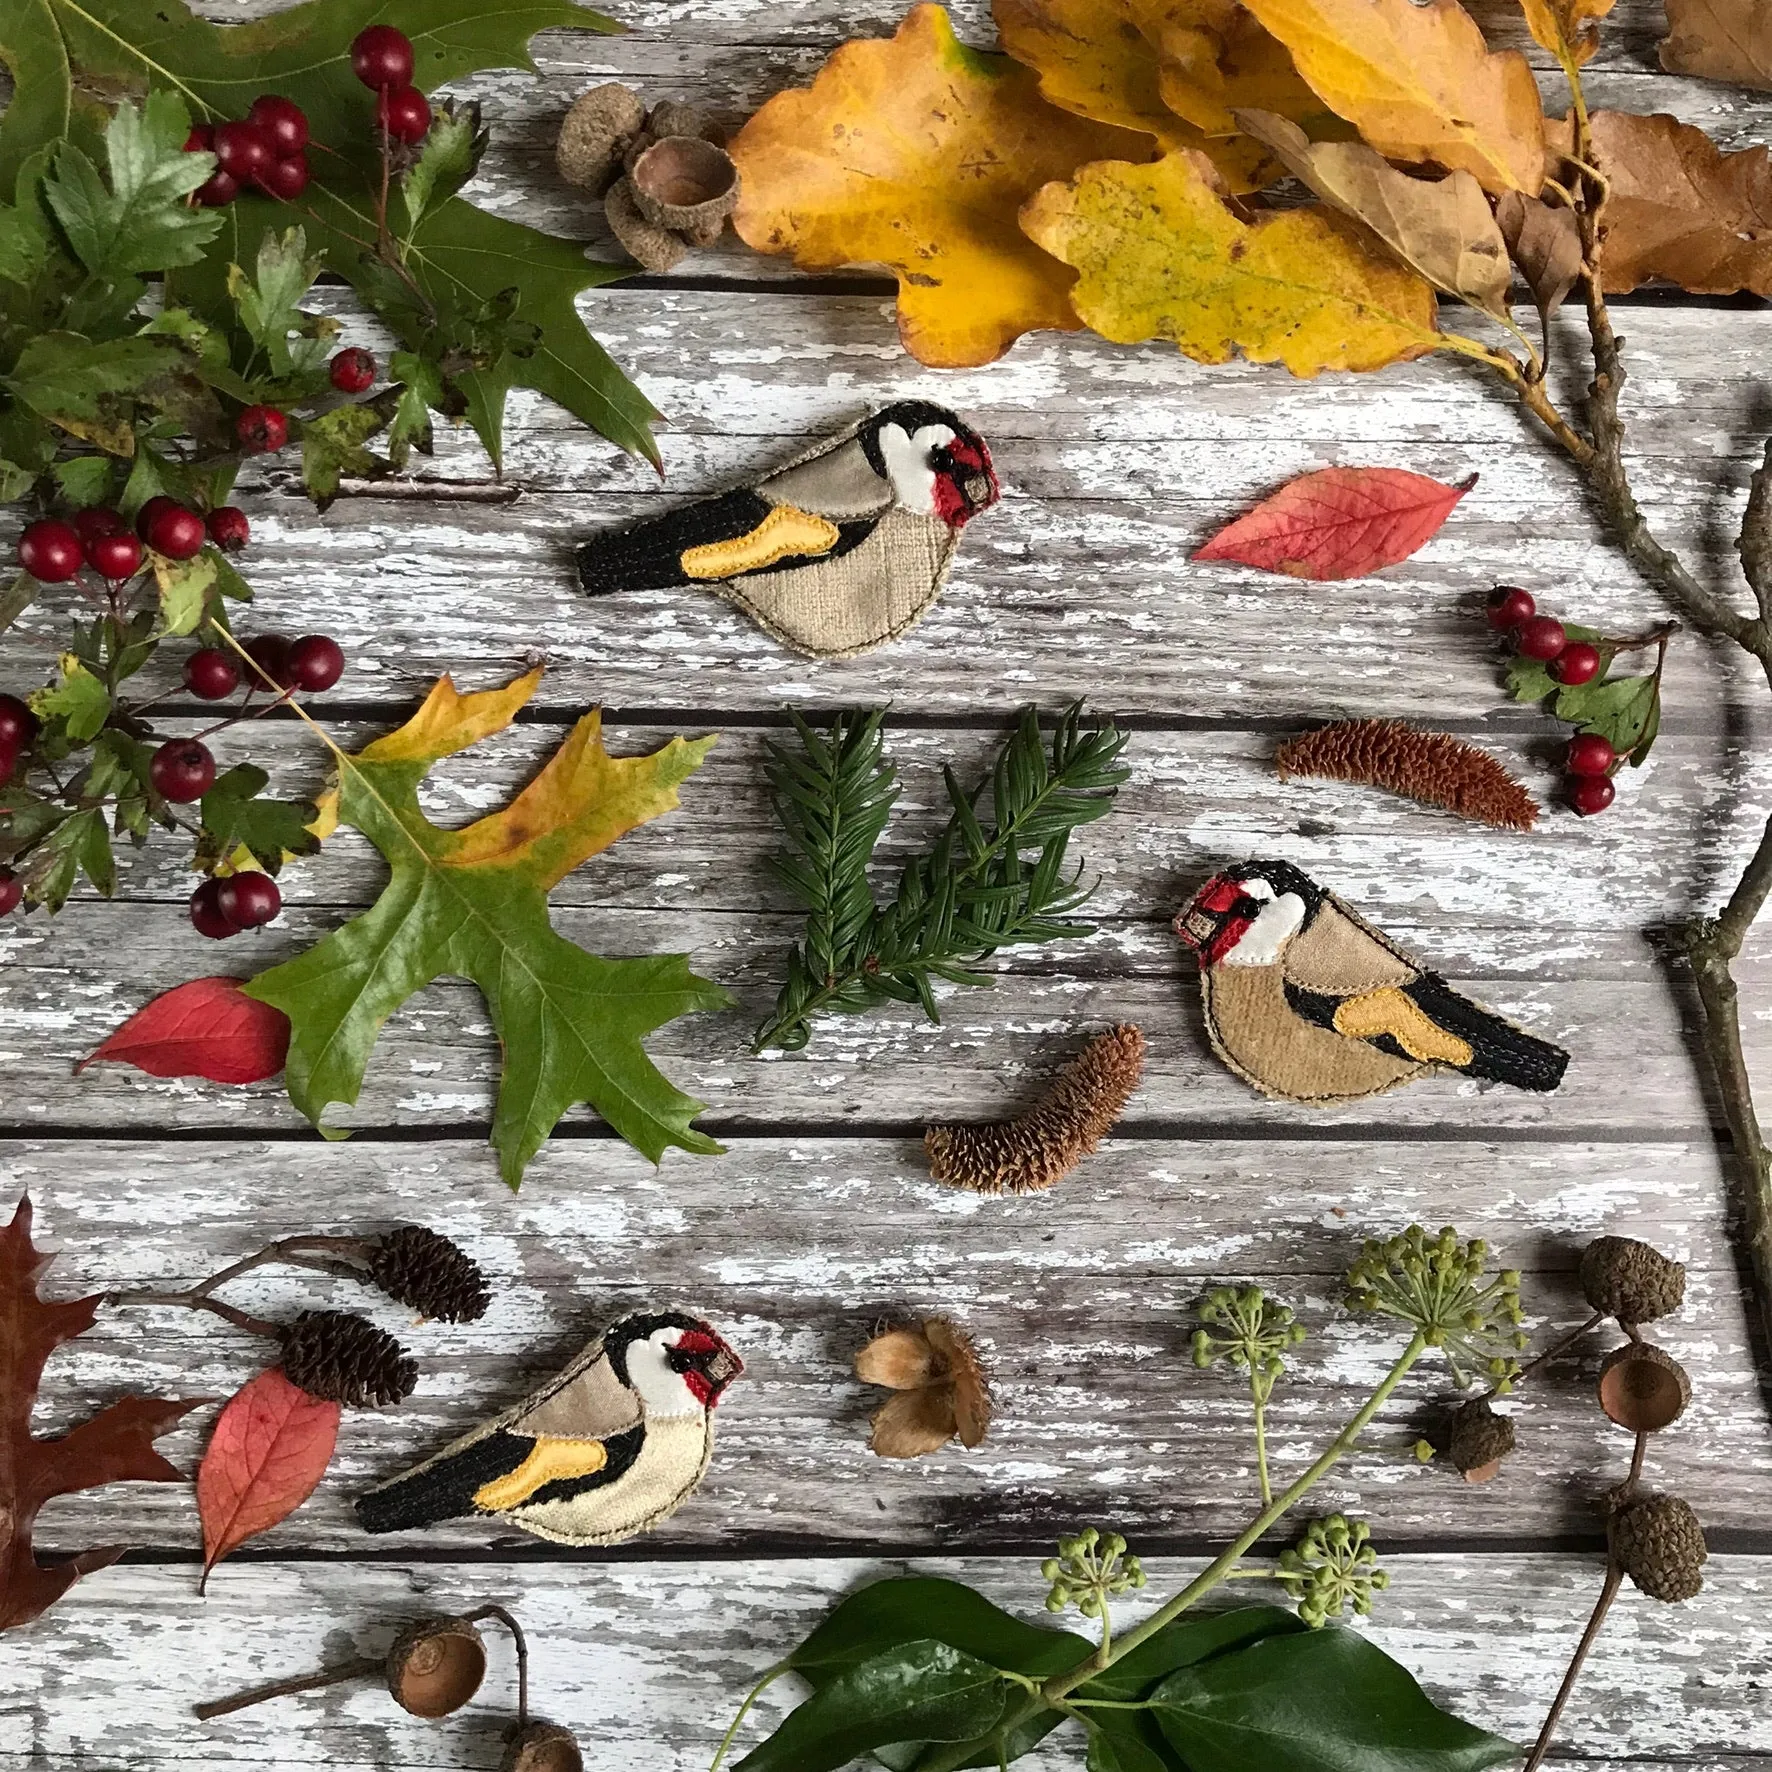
[556,84,646,193]
[1596,1340,1690,1432]
[369,1224,491,1323]
[502,1721,586,1772]
[1579,1235,1685,1326]
[605,177,687,273]
[280,1309,418,1408]
[1446,1396,1516,1482]
[1611,1492,1707,1601]
[630,136,740,238]
[386,1617,487,1717]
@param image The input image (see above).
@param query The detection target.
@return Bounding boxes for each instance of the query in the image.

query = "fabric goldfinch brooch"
[356,1310,743,1547]
[1174,860,1568,1103]
[576,401,999,658]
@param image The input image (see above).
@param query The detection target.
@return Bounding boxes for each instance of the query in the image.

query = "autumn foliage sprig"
[756,703,1129,1052]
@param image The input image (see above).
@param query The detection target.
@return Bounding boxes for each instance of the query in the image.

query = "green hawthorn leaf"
[0,575,40,635]
[207,548,253,605]
[29,653,110,742]
[1500,621,1599,705]
[4,330,188,453]
[227,225,334,376]
[152,550,217,636]
[299,395,394,508]
[0,783,68,859]
[0,193,54,286]
[244,668,729,1185]
[1555,670,1659,761]
[400,99,485,235]
[50,454,114,507]
[197,764,318,873]
[0,460,34,501]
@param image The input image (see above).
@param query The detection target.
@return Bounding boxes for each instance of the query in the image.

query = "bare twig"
[1521,1562,1623,1772]
[194,1655,381,1720]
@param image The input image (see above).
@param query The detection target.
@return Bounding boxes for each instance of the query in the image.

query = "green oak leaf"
[1151,1623,1516,1772]
[19,0,660,464]
[244,668,729,1185]
[196,763,318,874]
[29,653,110,742]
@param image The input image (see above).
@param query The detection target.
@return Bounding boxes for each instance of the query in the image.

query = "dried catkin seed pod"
[1596,1340,1690,1432]
[1446,1397,1516,1482]
[1611,1492,1707,1600]
[386,1615,489,1717]
[1579,1235,1686,1326]
[502,1720,586,1772]
[604,177,687,273]
[556,84,647,193]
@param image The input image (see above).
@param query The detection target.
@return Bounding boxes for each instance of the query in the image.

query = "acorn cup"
[386,1615,489,1717]
[629,136,740,247]
[1596,1340,1690,1433]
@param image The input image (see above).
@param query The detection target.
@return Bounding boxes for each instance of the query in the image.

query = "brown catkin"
[1275,720,1539,832]
[925,1026,1145,1194]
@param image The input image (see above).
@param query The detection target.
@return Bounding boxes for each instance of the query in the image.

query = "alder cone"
[280,1310,417,1408]
[368,1225,490,1322]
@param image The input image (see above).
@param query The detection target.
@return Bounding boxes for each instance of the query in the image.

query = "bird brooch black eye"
[1173,859,1569,1104]
[355,1308,744,1547]
[575,402,999,659]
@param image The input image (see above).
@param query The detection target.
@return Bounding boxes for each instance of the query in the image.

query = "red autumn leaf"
[1,1195,204,1631]
[78,976,291,1085]
[1194,467,1478,580]
[197,1366,340,1590]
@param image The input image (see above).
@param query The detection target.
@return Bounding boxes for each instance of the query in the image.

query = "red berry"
[145,503,206,561]
[244,633,293,690]
[151,738,217,802]
[206,506,250,553]
[0,695,37,750]
[0,736,17,787]
[287,634,345,693]
[236,406,289,455]
[1486,586,1535,631]
[247,95,309,156]
[1516,615,1568,662]
[213,120,272,181]
[183,648,241,701]
[194,168,238,206]
[184,124,215,153]
[17,519,85,582]
[1551,641,1601,685]
[189,877,240,939]
[87,532,144,580]
[352,24,415,89]
[72,507,125,544]
[329,347,377,394]
[257,153,310,200]
[1566,733,1617,777]
[217,871,281,929]
[135,496,177,539]
[1570,774,1616,816]
[380,86,431,143]
[0,869,21,917]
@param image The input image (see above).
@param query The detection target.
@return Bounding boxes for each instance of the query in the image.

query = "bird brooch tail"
[356,1427,547,1534]
[1399,974,1569,1093]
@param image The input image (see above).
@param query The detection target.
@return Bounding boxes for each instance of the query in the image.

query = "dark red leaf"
[1194,468,1478,580]
[197,1367,340,1590]
[0,1196,204,1631]
[78,977,290,1084]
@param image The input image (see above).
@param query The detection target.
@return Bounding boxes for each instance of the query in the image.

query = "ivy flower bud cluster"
[1041,1527,1146,1619]
[1277,1514,1390,1627]
[1190,1284,1308,1402]
[1345,1225,1528,1387]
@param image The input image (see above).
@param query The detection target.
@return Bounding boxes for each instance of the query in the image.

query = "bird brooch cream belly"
[356,1310,743,1547]
[1173,859,1568,1103]
[576,401,999,659]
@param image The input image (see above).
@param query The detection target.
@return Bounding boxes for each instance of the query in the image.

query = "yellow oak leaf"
[1237,0,1545,193]
[1520,0,1617,66]
[1019,147,1442,374]
[731,3,1154,366]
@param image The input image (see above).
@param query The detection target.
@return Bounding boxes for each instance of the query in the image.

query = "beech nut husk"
[629,135,740,236]
[605,178,687,273]
[385,1616,487,1718]
[1596,1340,1690,1433]
[502,1720,586,1772]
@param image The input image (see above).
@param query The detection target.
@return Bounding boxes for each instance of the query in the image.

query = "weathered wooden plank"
[12,1138,1763,1550]
[2,1555,1766,1767]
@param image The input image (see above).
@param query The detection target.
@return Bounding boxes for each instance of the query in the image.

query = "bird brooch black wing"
[1173,859,1568,1103]
[576,400,999,659]
[356,1309,743,1547]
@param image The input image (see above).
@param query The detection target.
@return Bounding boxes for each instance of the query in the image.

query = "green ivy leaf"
[29,653,110,741]
[299,394,394,508]
[1087,1723,1185,1772]
[152,549,218,636]
[1151,1624,1516,1772]
[196,763,319,874]
[1078,1605,1306,1702]
[400,98,485,235]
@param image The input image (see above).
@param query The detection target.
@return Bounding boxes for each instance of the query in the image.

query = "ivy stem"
[1250,1374,1272,1507]
[709,1664,790,1772]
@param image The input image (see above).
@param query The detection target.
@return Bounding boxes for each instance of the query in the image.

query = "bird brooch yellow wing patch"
[1173,859,1568,1103]
[356,1309,743,1547]
[575,401,999,659]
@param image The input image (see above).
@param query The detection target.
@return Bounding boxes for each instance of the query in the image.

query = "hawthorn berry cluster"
[352,25,435,144]
[186,94,312,207]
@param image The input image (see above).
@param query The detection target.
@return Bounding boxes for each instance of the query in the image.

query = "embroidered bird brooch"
[1173,859,1568,1103]
[356,1309,743,1547]
[576,401,999,659]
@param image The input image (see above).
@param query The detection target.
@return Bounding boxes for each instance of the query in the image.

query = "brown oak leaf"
[1,1196,203,1631]
[1660,0,1772,91]
[1494,190,1583,328]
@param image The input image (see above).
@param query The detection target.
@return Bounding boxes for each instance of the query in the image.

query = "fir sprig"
[755,703,1129,1052]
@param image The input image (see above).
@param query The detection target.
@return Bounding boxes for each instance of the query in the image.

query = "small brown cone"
[501,1721,585,1772]
[280,1310,417,1408]
[1611,1493,1707,1601]
[1579,1235,1686,1326]
[386,1617,487,1717]
[368,1224,491,1323]
[1597,1341,1690,1432]
[1446,1397,1515,1482]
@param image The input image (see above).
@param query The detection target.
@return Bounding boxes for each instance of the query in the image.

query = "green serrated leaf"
[299,394,394,507]
[0,783,70,859]
[29,653,110,741]
[0,575,39,635]
[386,349,441,465]
[228,224,330,376]
[0,459,34,501]
[152,549,217,635]
[400,99,484,235]
[1556,671,1658,759]
[206,547,253,606]
[50,454,113,506]
[197,763,319,873]
[4,330,187,454]
[0,193,55,287]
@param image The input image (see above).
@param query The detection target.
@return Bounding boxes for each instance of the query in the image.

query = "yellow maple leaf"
[731,3,1154,366]
[1237,0,1545,193]
[1019,147,1443,374]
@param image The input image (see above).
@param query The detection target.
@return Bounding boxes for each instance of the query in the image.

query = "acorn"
[1579,1235,1685,1327]
[1596,1340,1690,1433]
[502,1720,586,1772]
[629,136,740,246]
[645,99,725,145]
[1611,1492,1707,1601]
[1445,1396,1516,1482]
[556,84,646,194]
[386,1615,488,1717]
[605,177,687,273]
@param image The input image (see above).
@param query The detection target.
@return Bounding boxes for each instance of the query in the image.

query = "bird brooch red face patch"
[1174,860,1568,1102]
[356,1309,743,1547]
[576,401,999,658]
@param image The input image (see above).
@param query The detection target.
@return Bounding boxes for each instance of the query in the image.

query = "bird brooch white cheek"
[355,1309,744,1547]
[576,400,999,659]
[1173,859,1568,1104]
